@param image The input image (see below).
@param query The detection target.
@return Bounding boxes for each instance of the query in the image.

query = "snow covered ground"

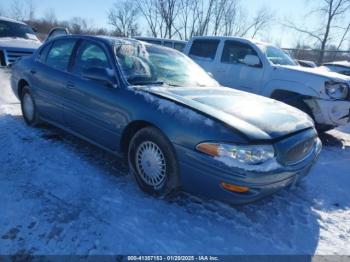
[0,69,349,255]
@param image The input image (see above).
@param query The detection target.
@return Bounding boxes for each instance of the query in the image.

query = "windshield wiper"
[130,80,164,86]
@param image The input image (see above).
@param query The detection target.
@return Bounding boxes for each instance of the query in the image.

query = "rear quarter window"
[189,39,220,61]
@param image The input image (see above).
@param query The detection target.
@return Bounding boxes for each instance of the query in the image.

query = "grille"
[283,137,316,165]
[0,50,6,66]
[275,128,318,166]
[5,49,34,65]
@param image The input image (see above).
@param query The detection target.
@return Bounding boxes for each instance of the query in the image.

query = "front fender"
[261,80,320,98]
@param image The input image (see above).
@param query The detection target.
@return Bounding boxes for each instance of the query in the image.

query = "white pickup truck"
[0,16,41,67]
[184,36,350,131]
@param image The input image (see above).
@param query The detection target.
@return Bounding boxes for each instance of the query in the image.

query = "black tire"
[20,86,40,127]
[128,126,180,196]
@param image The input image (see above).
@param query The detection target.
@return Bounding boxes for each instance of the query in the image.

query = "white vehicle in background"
[322,61,350,76]
[184,36,350,131]
[134,36,187,52]
[0,16,41,67]
[296,59,317,68]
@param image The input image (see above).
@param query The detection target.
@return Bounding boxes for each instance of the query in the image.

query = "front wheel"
[128,127,180,196]
[20,86,40,127]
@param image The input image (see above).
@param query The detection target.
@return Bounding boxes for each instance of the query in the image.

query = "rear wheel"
[128,127,180,196]
[20,86,40,127]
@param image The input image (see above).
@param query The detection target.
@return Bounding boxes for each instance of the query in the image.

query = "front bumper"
[174,139,321,205]
[306,98,350,127]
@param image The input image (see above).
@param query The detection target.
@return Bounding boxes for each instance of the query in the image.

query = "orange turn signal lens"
[196,143,219,156]
[221,182,250,193]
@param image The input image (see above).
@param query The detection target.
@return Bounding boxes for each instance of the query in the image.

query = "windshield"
[260,45,297,66]
[0,20,38,40]
[115,43,219,87]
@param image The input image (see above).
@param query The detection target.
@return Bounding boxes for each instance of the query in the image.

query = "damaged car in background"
[184,36,350,132]
[0,16,41,67]
[10,35,321,204]
[322,61,350,76]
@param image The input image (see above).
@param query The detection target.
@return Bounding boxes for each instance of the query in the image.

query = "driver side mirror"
[82,67,117,88]
[243,54,261,67]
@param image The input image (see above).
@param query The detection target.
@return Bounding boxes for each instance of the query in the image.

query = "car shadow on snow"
[0,112,345,256]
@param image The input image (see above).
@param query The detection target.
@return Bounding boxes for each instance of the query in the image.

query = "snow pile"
[0,69,18,105]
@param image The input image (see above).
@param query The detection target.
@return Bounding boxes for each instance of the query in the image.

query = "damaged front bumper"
[306,98,350,127]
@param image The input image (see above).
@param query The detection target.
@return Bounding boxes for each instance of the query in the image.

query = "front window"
[0,20,38,40]
[72,41,110,76]
[115,43,219,87]
[260,45,297,66]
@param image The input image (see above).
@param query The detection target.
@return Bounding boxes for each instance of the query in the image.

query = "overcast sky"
[0,0,347,49]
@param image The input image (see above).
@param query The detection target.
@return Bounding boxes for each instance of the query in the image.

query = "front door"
[62,40,125,151]
[213,40,264,94]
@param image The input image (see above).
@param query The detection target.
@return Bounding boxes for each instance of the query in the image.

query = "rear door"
[31,38,77,124]
[188,39,220,74]
[62,39,124,151]
[213,40,264,93]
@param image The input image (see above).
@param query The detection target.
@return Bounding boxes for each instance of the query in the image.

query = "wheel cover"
[135,141,167,187]
[23,93,35,121]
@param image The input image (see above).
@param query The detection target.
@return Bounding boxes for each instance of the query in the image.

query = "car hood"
[138,85,314,141]
[279,65,350,82]
[0,37,41,50]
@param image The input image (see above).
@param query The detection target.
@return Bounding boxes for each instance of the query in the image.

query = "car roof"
[0,16,27,25]
[134,36,187,44]
[50,34,140,46]
[48,34,179,53]
[190,35,268,46]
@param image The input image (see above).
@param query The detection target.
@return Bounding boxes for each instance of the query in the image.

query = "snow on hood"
[0,37,41,50]
[279,65,350,82]
[137,85,314,140]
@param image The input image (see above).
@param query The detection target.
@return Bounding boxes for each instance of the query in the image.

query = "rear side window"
[144,40,162,45]
[163,41,173,48]
[174,43,186,52]
[72,41,110,76]
[221,41,258,64]
[46,39,76,71]
[189,40,220,61]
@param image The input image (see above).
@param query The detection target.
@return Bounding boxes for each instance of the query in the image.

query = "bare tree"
[9,0,36,21]
[108,0,139,37]
[336,22,350,50]
[69,17,95,34]
[158,0,180,38]
[235,7,274,38]
[284,0,350,64]
[138,0,165,37]
[43,8,58,26]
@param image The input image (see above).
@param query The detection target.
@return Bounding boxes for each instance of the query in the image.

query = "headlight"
[196,143,275,165]
[325,81,349,100]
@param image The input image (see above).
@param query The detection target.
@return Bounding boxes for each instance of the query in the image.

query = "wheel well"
[17,79,29,98]
[271,89,314,119]
[120,120,155,160]
[270,90,303,102]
